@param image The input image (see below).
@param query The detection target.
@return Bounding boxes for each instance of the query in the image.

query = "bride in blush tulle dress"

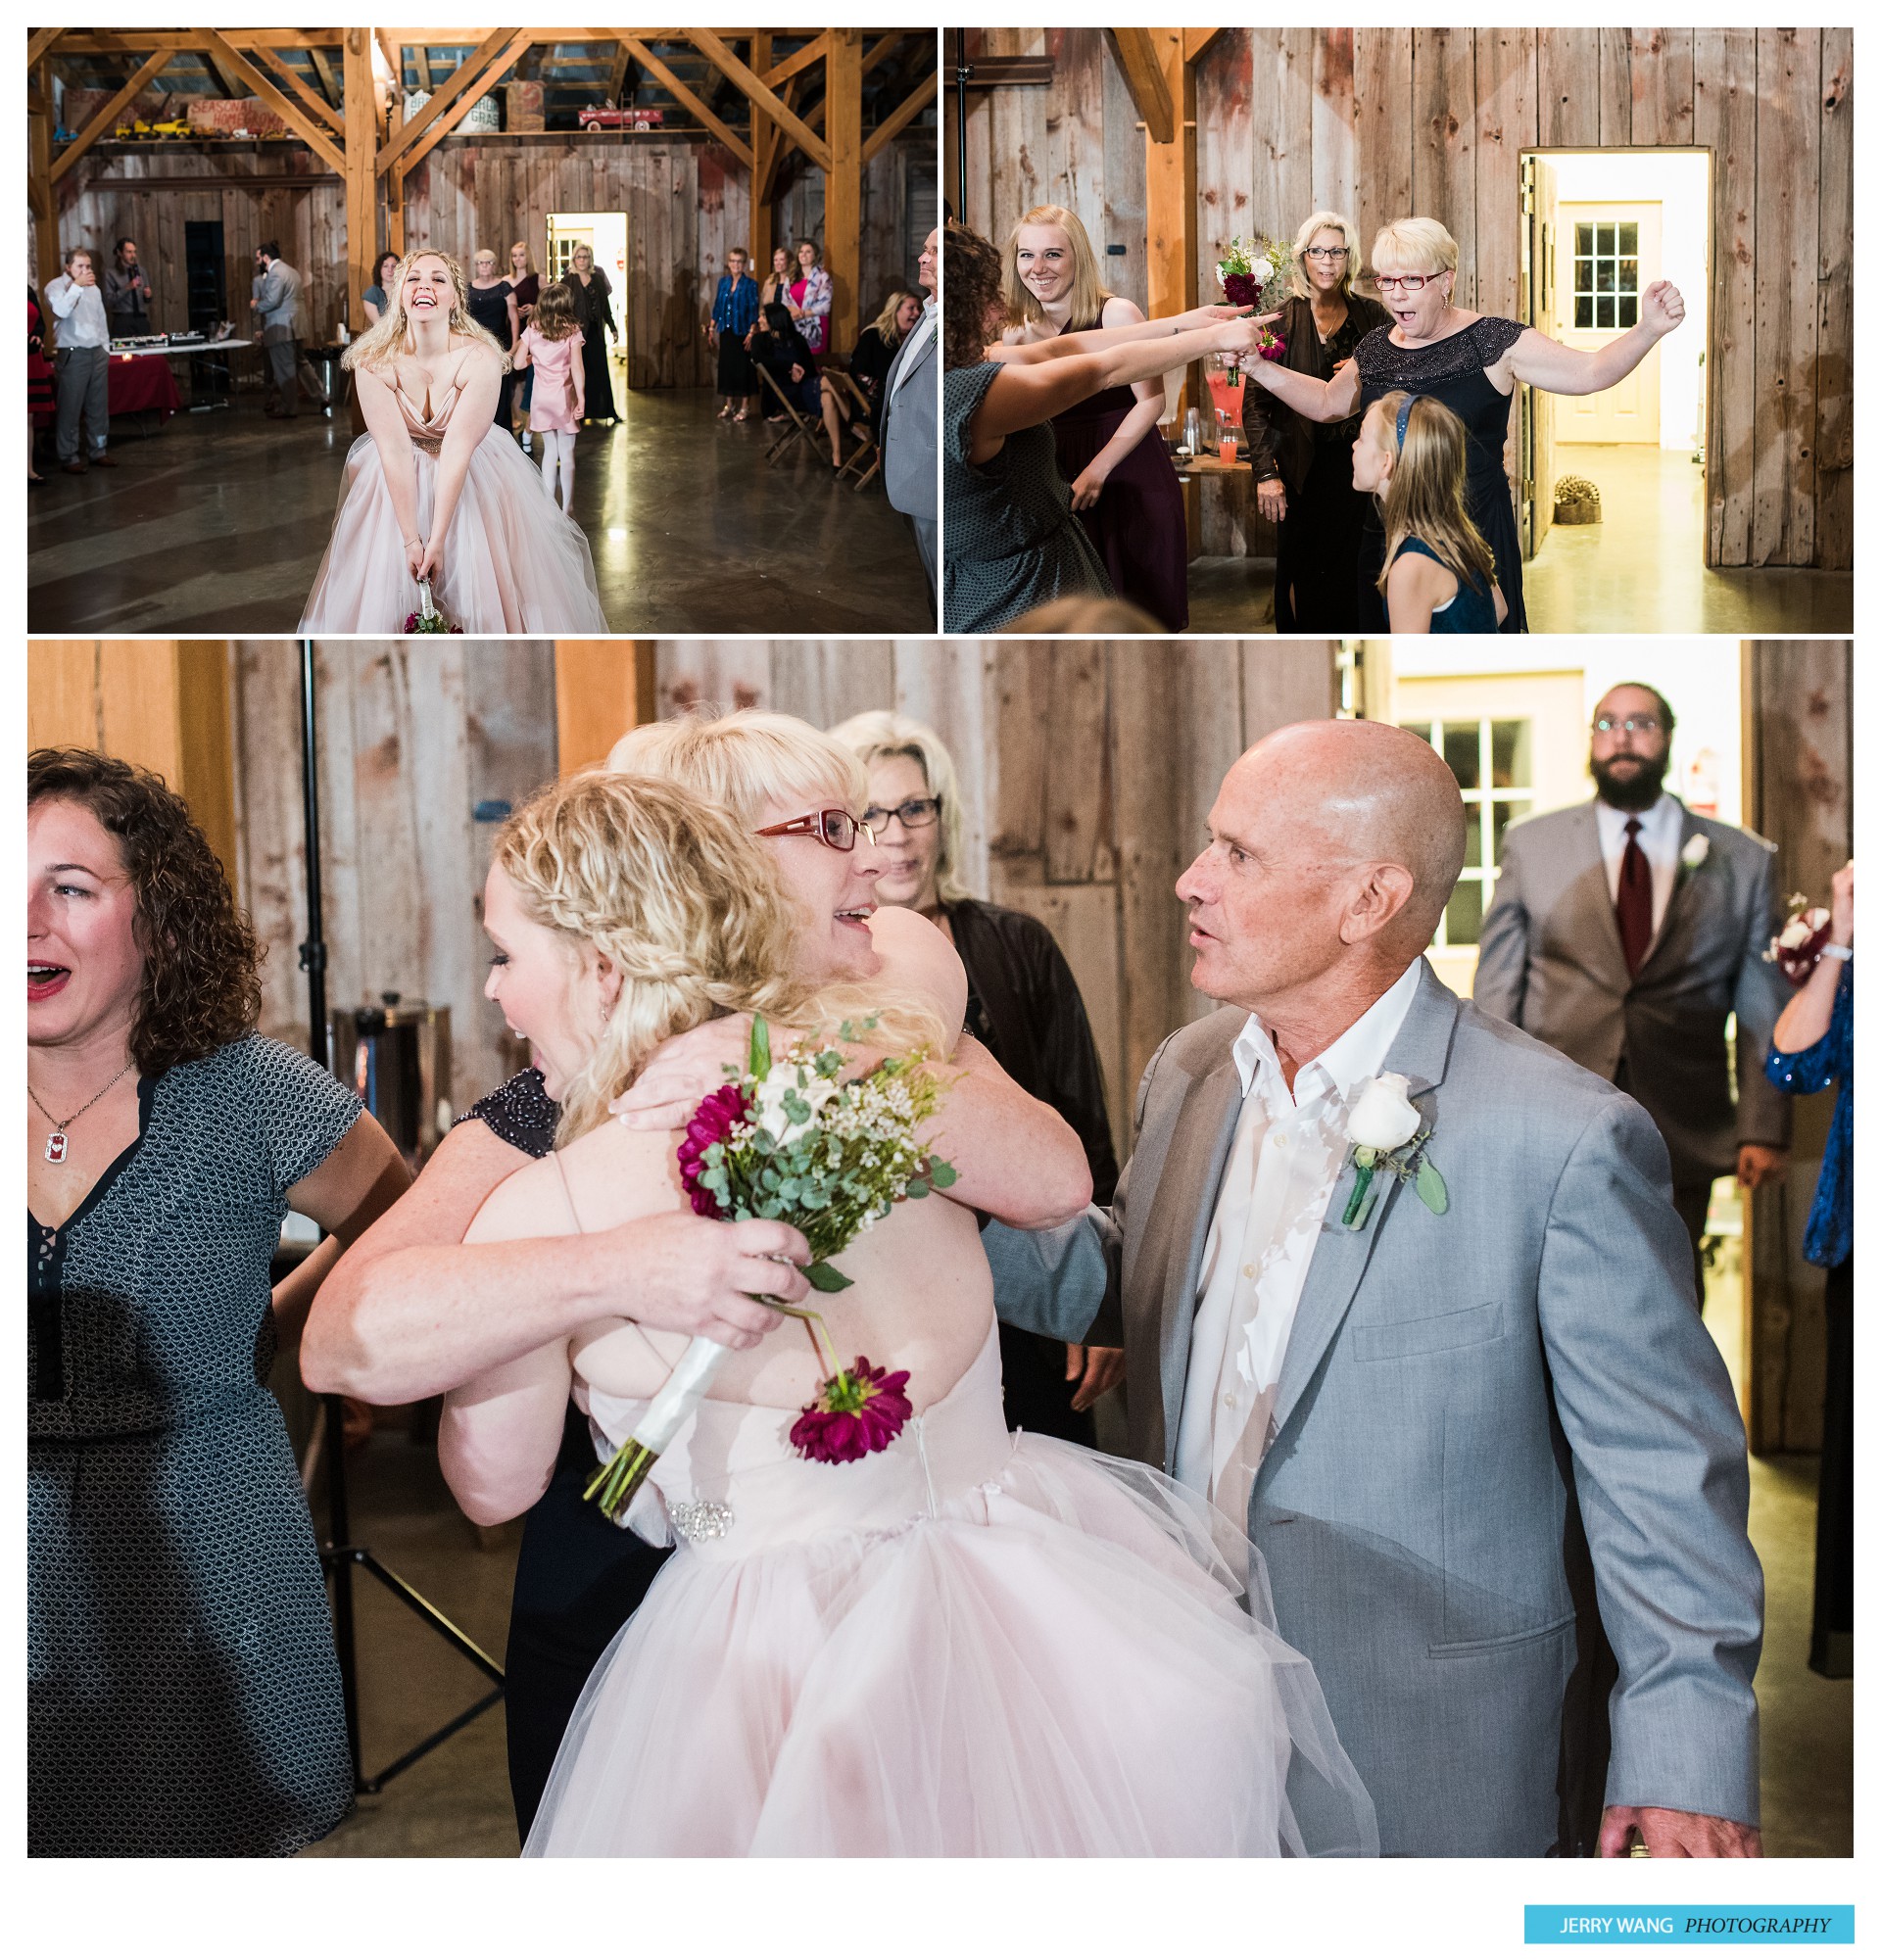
[438,769,1377,1859]
[299,249,606,633]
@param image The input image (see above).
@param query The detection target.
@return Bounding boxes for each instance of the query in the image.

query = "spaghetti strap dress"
[1353,315,1527,632]
[299,366,608,633]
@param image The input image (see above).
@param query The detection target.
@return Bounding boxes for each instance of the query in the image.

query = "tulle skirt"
[298,426,608,633]
[524,1425,1376,1857]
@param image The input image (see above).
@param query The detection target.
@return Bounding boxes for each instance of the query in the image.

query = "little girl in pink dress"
[513,282,586,513]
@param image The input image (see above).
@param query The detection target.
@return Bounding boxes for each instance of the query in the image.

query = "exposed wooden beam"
[605,41,631,104]
[411,44,434,92]
[398,29,536,177]
[861,70,936,167]
[375,28,402,85]
[198,29,347,175]
[53,31,346,56]
[618,34,753,168]
[256,46,345,134]
[826,29,862,350]
[685,27,829,171]
[378,26,522,176]
[1183,28,1225,65]
[383,44,407,258]
[50,48,175,186]
[749,30,774,268]
[1141,29,1196,431]
[344,27,380,335]
[1106,28,1176,146]
[762,33,829,89]
[27,29,64,67]
[307,45,342,107]
[862,32,905,79]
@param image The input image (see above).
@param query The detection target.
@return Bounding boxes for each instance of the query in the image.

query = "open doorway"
[548,210,628,368]
[1519,149,1712,602]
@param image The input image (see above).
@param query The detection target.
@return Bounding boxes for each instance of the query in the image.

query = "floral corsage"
[1341,1073,1447,1230]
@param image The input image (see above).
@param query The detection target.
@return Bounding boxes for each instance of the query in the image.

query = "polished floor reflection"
[28,386,929,635]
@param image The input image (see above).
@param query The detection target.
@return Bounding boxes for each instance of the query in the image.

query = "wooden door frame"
[1517,144,1714,563]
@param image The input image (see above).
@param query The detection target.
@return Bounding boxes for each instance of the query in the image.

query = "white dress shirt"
[891,294,937,401]
[46,274,111,350]
[1593,792,1685,933]
[1175,960,1423,1548]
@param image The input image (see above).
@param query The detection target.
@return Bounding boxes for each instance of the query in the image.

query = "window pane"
[1576,222,1594,256]
[1618,221,1638,256]
[1595,259,1615,293]
[1446,881,1485,946]
[1490,719,1530,789]
[1492,799,1532,859]
[1597,294,1615,329]
[1617,294,1638,329]
[1574,294,1592,329]
[1442,724,1481,790]
[1464,816,1484,871]
[1396,720,1432,745]
[1599,223,1616,256]
[1618,256,1639,295]
[1574,256,1593,295]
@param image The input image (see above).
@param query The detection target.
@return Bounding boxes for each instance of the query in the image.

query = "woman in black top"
[565,243,617,425]
[830,708,1124,1444]
[819,287,921,469]
[1244,212,1391,631]
[27,750,407,1854]
[466,249,521,431]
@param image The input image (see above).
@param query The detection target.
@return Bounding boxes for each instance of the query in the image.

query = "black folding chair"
[756,363,829,465]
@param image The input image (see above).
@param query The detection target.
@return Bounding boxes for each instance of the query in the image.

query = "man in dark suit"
[1473,681,1791,1293]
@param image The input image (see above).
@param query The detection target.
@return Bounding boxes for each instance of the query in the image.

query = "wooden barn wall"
[652,640,1339,1159]
[230,642,558,1115]
[53,150,349,350]
[959,27,1852,571]
[403,135,929,391]
[1745,639,1852,1455]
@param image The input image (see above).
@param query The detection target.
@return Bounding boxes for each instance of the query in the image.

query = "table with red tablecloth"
[32,349,183,428]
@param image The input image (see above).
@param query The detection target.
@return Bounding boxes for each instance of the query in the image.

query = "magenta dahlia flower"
[790,1357,913,1464]
[675,1082,750,1218]
[1259,335,1287,361]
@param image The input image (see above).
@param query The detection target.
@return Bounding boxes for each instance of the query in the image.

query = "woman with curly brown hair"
[27,748,408,1855]
[942,220,1267,633]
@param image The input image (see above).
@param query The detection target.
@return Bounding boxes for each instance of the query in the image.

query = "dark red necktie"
[1616,818,1653,976]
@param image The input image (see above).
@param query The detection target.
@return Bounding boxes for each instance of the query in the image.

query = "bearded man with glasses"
[1474,680,1791,1298]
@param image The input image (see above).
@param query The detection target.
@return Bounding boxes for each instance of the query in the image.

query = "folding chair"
[756,363,828,465]
[831,369,881,491]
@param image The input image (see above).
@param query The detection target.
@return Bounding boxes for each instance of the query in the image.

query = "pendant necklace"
[28,1061,134,1164]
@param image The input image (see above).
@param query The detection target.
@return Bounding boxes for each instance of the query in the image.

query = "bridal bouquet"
[585,1017,954,1520]
[404,577,463,635]
[1765,892,1834,984]
[1215,235,1289,359]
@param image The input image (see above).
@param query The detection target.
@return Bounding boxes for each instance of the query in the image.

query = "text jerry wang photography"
[24,638,1853,1888]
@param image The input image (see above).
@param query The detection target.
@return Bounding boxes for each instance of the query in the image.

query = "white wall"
[1546,150,1710,452]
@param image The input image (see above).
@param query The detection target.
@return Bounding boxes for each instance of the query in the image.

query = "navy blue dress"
[1389,535,1501,634]
[27,1036,362,1855]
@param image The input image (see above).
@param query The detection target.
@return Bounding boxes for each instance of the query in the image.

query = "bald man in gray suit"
[985,720,1762,1858]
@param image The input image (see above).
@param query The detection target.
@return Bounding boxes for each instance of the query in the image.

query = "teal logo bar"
[1525,1907,1853,1945]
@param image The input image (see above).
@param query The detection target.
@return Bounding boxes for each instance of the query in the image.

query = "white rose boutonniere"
[1342,1073,1448,1230]
[1680,834,1711,871]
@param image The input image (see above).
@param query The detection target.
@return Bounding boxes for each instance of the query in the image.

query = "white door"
[1552,203,1662,444]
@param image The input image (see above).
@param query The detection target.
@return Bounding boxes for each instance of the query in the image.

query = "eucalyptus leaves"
[1340,1073,1448,1231]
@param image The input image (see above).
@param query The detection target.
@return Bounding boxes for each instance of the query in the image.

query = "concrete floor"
[300,1374,1851,1859]
[1185,442,1852,634]
[27,384,929,635]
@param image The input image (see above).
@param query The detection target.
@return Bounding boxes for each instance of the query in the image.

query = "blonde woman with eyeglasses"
[1241,212,1391,631]
[299,248,607,632]
[1241,215,1685,632]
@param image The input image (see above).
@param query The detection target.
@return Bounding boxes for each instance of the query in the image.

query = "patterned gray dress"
[28,1035,362,1856]
[942,360,1112,633]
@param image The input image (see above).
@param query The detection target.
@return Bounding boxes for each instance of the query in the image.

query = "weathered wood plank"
[1412,28,1476,307]
[1311,28,1358,227]
[1627,27,1695,145]
[1042,641,1112,884]
[1111,646,1187,1110]
[1752,28,1820,566]
[1695,26,1760,567]
[1352,29,1414,270]
[1814,27,1853,572]
[770,641,897,727]
[888,641,994,902]
[987,642,1052,865]
[1535,26,1601,148]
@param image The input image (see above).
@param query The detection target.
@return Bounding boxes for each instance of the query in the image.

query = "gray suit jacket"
[1472,797,1790,1183]
[879,313,937,522]
[985,961,1762,1856]
[252,260,304,342]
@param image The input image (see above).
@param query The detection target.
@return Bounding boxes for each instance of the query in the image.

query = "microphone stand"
[299,641,505,1795]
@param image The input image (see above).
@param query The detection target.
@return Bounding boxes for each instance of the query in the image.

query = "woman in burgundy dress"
[1001,205,1188,632]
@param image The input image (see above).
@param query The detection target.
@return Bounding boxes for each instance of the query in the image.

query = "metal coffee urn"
[328,993,454,1166]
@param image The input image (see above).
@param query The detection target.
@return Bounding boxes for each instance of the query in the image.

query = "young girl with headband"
[1350,389,1507,633]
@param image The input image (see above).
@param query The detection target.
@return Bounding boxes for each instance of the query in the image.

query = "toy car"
[577,105,663,130]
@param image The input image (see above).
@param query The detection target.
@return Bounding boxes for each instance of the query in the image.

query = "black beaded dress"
[456,1070,673,1841]
[943,361,1112,633]
[1352,314,1527,632]
[464,278,517,430]
[27,1036,362,1856]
